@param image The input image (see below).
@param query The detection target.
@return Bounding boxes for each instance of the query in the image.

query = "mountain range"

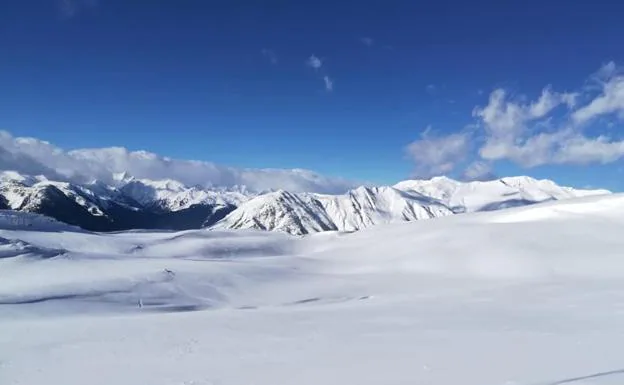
[0,170,609,234]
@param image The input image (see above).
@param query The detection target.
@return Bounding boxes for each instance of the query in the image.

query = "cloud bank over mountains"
[0,131,354,194]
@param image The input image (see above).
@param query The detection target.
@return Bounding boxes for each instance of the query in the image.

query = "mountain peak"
[0,169,612,235]
[429,175,459,183]
[112,171,134,184]
[213,184,455,234]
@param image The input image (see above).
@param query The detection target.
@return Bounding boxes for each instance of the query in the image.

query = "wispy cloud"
[407,62,624,178]
[405,126,470,178]
[261,49,278,65]
[306,55,323,70]
[594,61,617,81]
[323,76,333,92]
[473,86,601,167]
[572,63,624,125]
[306,54,334,92]
[360,37,374,46]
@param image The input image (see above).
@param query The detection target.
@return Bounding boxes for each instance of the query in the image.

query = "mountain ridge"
[0,170,610,234]
[212,176,609,234]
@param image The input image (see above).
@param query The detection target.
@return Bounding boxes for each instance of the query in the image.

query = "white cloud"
[474,87,579,164]
[529,88,578,117]
[554,134,624,164]
[0,131,355,194]
[261,49,278,65]
[323,76,333,92]
[491,129,573,167]
[473,89,527,159]
[469,64,624,168]
[476,126,624,168]
[405,128,470,177]
[306,55,322,70]
[360,37,374,46]
[461,161,496,181]
[595,61,617,81]
[407,63,624,179]
[305,54,334,92]
[572,74,624,125]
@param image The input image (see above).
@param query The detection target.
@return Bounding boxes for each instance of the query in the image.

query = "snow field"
[2,195,624,384]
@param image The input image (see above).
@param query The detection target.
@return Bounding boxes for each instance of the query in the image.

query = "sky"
[2,0,624,191]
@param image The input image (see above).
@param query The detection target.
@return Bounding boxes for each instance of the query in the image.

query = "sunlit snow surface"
[2,196,624,385]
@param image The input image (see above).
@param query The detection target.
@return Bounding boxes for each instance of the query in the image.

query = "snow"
[0,168,610,235]
[212,186,453,234]
[2,194,624,384]
[319,185,452,231]
[0,179,112,216]
[394,175,610,212]
[0,210,80,231]
[0,170,47,185]
[213,177,608,234]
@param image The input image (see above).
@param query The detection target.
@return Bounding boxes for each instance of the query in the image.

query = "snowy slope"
[3,194,624,384]
[0,171,243,231]
[318,186,452,231]
[0,178,113,217]
[394,175,610,212]
[212,186,453,234]
[0,170,612,234]
[212,177,607,234]
[210,190,337,234]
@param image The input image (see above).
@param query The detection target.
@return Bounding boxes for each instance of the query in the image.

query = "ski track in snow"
[3,195,624,384]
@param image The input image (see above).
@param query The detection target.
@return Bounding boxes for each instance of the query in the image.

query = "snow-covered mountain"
[119,177,248,211]
[212,186,455,235]
[0,172,154,231]
[393,176,610,213]
[0,131,612,234]
[212,176,610,234]
[0,171,241,231]
[0,169,611,234]
[210,190,338,235]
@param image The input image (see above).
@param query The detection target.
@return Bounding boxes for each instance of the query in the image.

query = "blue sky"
[2,1,624,190]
